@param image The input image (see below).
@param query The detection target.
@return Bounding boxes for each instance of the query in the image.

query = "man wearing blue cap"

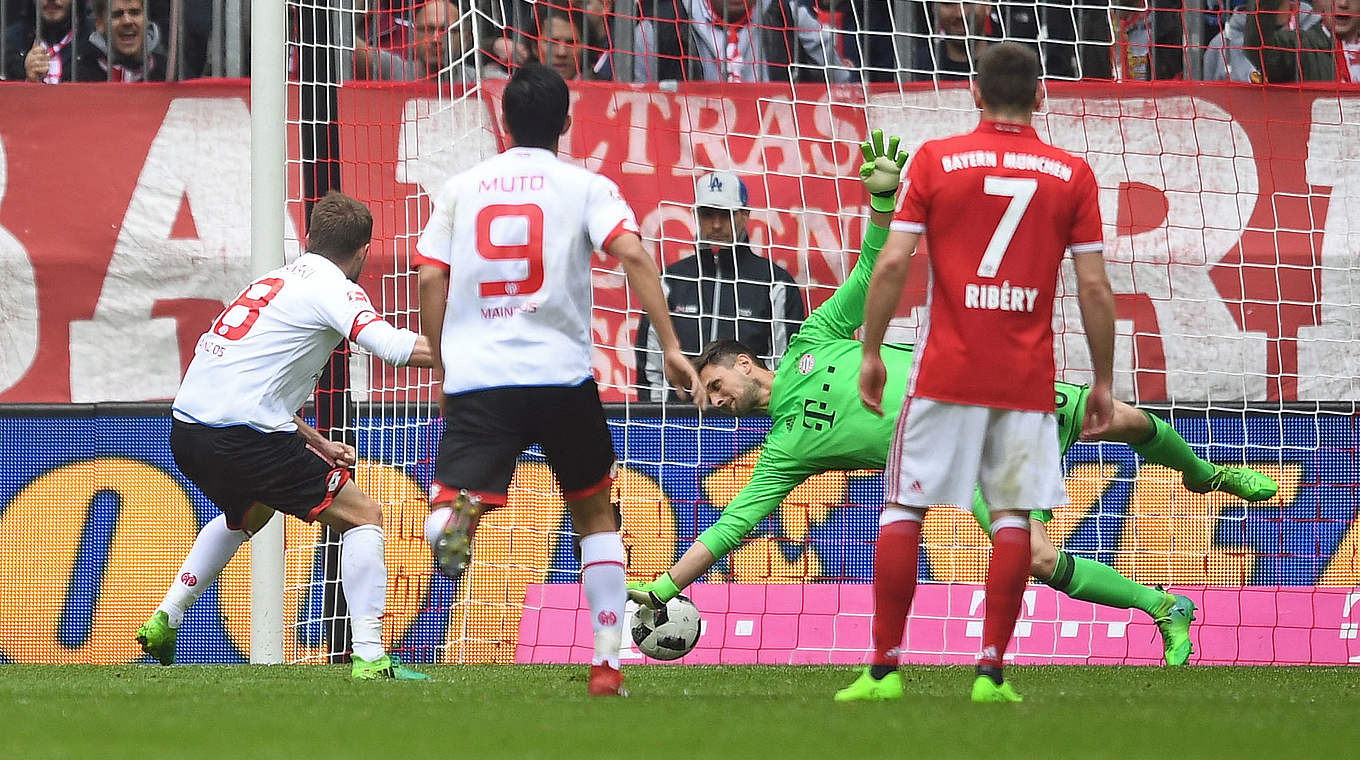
[635,170,806,401]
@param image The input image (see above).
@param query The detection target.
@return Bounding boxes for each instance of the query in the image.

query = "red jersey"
[892,121,1104,412]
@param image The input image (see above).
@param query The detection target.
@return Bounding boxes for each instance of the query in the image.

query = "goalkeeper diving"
[628,130,1278,668]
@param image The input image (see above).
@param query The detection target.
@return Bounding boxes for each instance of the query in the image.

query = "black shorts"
[434,380,615,507]
[170,419,350,530]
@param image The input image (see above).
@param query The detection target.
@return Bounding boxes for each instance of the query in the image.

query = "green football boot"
[351,654,430,681]
[136,611,177,666]
[970,676,1023,703]
[833,668,904,702]
[1152,589,1197,666]
[1184,465,1278,502]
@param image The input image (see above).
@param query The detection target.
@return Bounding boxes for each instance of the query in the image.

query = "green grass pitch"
[3,665,1356,759]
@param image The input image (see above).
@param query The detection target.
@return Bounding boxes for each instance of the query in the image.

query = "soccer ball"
[630,594,702,661]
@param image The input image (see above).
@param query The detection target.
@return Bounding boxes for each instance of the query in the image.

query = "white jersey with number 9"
[415,147,638,396]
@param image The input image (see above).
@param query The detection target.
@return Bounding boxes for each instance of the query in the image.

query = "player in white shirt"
[415,64,703,697]
[137,192,435,680]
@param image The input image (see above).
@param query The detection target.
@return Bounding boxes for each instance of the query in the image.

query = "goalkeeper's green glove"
[859,128,910,214]
[626,573,681,610]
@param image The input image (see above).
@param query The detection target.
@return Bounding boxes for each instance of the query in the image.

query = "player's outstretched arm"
[1073,251,1116,438]
[859,229,919,415]
[606,231,705,408]
[628,543,718,609]
[629,452,814,608]
[797,130,909,346]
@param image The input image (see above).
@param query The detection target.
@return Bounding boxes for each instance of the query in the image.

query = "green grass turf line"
[2,665,1357,759]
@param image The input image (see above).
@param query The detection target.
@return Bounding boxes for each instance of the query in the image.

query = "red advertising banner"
[0,81,1356,403]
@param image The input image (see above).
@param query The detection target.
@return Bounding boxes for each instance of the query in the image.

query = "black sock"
[869,664,897,680]
[976,664,1004,686]
[1044,550,1076,592]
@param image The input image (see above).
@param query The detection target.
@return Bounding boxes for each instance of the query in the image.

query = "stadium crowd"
[5,0,1360,84]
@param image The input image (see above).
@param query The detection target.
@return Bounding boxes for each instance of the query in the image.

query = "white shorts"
[885,398,1069,512]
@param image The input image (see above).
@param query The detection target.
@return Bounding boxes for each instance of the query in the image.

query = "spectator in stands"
[914,1,989,81]
[1245,0,1360,81]
[355,0,482,81]
[1203,3,1274,81]
[146,0,210,78]
[75,0,166,81]
[5,0,79,82]
[858,0,902,82]
[483,31,532,77]
[913,2,1080,81]
[1077,0,1185,80]
[634,171,806,402]
[993,2,1080,77]
[570,0,615,78]
[630,0,855,83]
[534,8,591,79]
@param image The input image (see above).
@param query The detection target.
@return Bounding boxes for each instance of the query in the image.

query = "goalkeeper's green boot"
[351,654,430,681]
[136,611,176,666]
[1152,589,1196,666]
[833,668,904,702]
[970,676,1023,704]
[1184,465,1277,502]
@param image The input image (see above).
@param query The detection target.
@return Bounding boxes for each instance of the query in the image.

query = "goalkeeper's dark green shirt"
[691,223,1092,558]
[695,222,909,556]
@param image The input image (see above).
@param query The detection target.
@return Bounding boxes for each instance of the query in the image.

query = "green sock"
[1129,411,1216,484]
[1044,551,1168,618]
[970,487,992,535]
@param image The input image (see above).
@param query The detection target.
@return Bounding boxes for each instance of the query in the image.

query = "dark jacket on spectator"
[913,41,977,81]
[1078,1,1185,80]
[912,4,1078,82]
[74,22,167,82]
[3,16,80,82]
[635,0,852,83]
[984,3,1079,78]
[635,242,805,402]
[1243,0,1335,82]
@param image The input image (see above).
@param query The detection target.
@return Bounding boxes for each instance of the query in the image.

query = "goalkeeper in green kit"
[628,130,1278,672]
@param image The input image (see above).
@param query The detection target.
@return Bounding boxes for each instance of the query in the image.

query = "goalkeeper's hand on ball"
[627,573,681,610]
[860,128,910,214]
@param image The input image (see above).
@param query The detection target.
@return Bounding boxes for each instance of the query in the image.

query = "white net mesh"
[279,0,1360,666]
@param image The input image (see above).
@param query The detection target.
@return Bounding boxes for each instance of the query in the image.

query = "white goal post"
[249,0,288,665]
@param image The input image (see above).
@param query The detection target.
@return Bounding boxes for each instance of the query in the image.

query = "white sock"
[579,532,626,669]
[341,524,387,662]
[423,507,453,548]
[157,514,247,628]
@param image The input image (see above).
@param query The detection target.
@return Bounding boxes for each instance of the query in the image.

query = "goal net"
[276,0,1360,666]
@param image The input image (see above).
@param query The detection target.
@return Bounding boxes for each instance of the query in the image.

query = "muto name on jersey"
[479,175,546,193]
[965,281,1040,312]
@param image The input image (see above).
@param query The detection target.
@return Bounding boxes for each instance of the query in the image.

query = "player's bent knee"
[566,488,617,535]
[1030,542,1058,577]
[242,503,275,534]
[318,482,383,532]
